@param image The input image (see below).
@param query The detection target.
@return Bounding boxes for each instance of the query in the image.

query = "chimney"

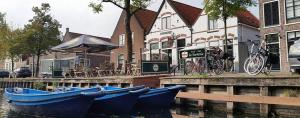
[66,28,69,33]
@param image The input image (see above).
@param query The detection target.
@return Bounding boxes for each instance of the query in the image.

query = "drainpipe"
[190,28,193,45]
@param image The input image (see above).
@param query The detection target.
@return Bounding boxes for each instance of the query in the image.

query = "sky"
[0,0,259,38]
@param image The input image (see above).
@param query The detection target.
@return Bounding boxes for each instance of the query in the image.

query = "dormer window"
[161,16,171,30]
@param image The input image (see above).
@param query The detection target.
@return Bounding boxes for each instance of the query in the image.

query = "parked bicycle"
[185,47,234,75]
[244,40,272,75]
[185,59,205,74]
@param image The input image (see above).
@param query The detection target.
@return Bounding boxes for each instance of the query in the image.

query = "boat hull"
[137,85,185,107]
[5,87,103,118]
[9,95,94,118]
[90,88,148,114]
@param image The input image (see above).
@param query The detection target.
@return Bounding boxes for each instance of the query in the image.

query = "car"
[0,69,10,78]
[289,39,300,73]
[13,67,32,78]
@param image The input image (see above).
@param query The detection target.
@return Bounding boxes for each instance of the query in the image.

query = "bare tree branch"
[103,0,125,10]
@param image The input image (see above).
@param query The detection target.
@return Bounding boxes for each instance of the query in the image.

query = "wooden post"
[227,86,234,113]
[260,86,269,116]
[198,85,206,108]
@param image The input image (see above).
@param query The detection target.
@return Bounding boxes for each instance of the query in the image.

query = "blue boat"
[89,86,149,114]
[102,85,185,108]
[5,87,105,118]
[137,85,186,107]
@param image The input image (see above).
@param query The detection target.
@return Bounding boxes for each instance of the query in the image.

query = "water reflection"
[0,94,293,118]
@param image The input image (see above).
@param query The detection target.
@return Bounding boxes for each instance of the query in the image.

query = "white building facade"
[145,0,260,72]
[193,11,260,72]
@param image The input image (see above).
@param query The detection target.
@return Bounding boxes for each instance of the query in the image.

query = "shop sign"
[180,48,205,58]
[141,61,169,75]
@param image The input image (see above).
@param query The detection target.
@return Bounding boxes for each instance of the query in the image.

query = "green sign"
[180,48,205,58]
[141,61,169,75]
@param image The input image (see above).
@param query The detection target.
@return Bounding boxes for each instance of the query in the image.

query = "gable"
[148,0,187,34]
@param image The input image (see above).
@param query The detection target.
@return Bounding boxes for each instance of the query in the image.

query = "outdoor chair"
[115,64,125,75]
[96,64,106,77]
[83,67,93,78]
[132,64,141,76]
[74,66,84,78]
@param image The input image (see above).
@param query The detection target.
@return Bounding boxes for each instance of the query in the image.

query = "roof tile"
[134,9,157,33]
[236,10,260,28]
[169,0,202,26]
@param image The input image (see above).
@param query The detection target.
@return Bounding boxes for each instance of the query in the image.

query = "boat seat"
[14,88,23,94]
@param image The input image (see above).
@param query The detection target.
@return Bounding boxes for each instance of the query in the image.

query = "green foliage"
[283,89,298,97]
[0,12,27,70]
[89,0,150,13]
[22,3,61,76]
[204,0,256,19]
[52,82,59,89]
[23,3,61,56]
[89,0,150,64]
[33,82,46,90]
[190,73,209,78]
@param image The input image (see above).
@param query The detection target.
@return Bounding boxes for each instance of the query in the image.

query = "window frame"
[161,16,171,30]
[208,17,218,31]
[118,34,125,46]
[286,0,300,19]
[150,42,159,50]
[117,54,124,65]
[263,1,280,27]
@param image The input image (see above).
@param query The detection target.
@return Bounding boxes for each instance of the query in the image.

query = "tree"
[204,0,256,69]
[0,12,26,72]
[24,3,61,77]
[0,12,9,60]
[89,0,150,72]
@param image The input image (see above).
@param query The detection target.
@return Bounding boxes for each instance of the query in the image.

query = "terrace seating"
[115,64,125,75]
[74,66,85,78]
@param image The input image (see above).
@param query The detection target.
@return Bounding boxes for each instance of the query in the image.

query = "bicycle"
[185,59,205,74]
[244,40,272,75]
[206,47,224,75]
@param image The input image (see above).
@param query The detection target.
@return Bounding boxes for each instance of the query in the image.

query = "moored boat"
[5,87,105,118]
[89,86,149,114]
[136,85,186,107]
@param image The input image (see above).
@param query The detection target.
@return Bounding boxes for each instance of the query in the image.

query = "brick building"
[259,0,300,72]
[110,9,157,68]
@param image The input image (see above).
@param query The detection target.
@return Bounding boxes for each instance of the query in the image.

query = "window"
[208,17,218,30]
[266,34,280,70]
[286,0,300,19]
[223,39,233,57]
[162,41,169,49]
[287,31,300,52]
[209,40,219,47]
[150,43,159,50]
[264,1,279,26]
[161,16,171,30]
[119,34,125,46]
[131,53,136,63]
[177,39,186,48]
[118,54,124,65]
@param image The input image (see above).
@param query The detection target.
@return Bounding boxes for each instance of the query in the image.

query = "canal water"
[0,94,285,118]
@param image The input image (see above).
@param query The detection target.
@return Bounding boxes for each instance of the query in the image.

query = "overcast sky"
[0,0,259,38]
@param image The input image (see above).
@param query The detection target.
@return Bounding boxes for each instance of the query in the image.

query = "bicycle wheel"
[263,62,272,75]
[213,59,224,75]
[247,54,265,75]
[225,59,234,72]
[185,61,194,74]
[243,57,250,73]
